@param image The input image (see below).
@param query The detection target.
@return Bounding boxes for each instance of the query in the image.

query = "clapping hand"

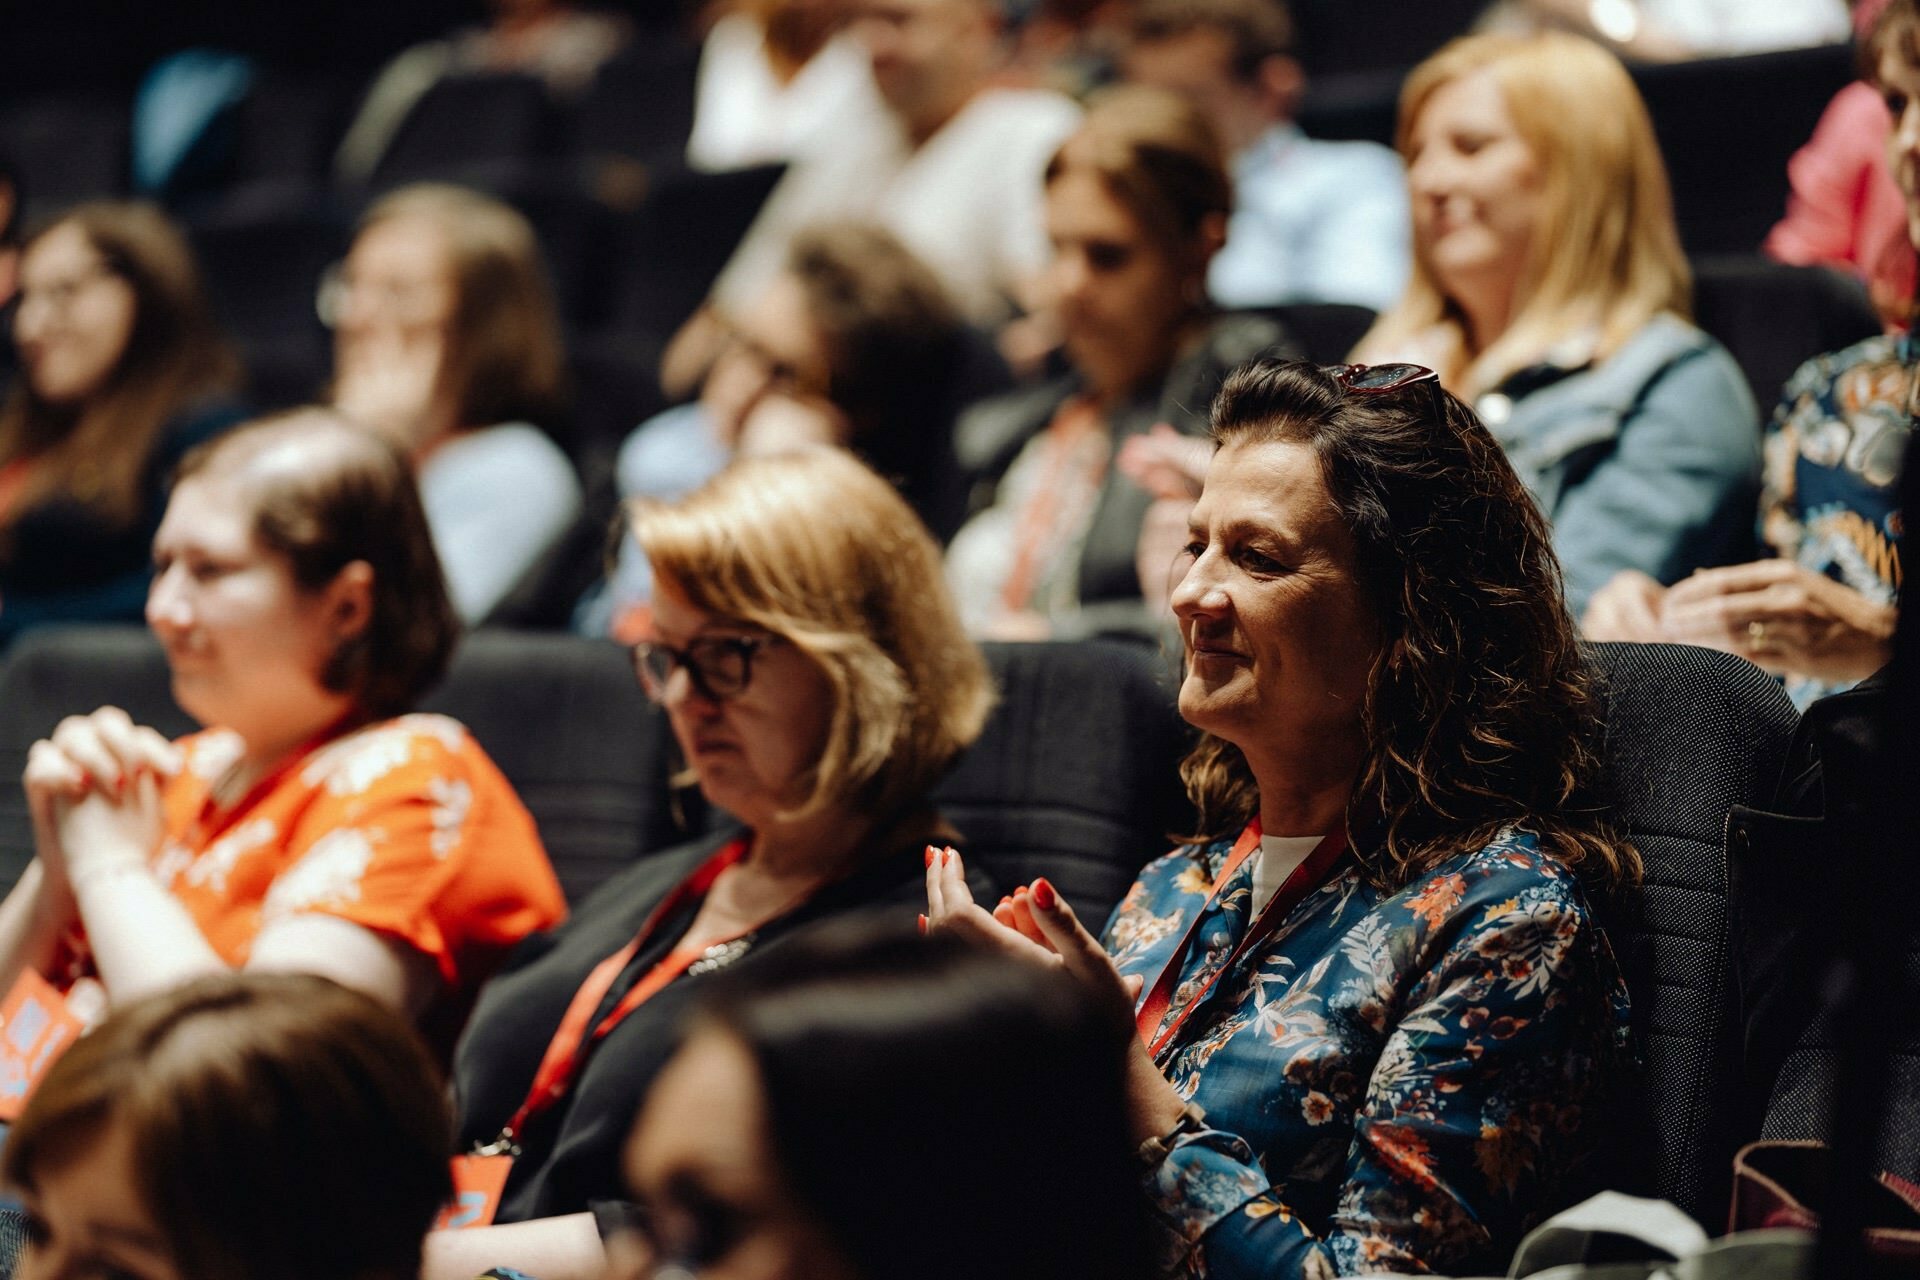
[332,329,444,452]
[924,846,1189,1143]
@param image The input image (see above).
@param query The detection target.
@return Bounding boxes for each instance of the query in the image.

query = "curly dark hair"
[1181,359,1638,892]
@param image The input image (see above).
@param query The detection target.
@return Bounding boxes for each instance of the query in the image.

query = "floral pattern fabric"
[141,714,566,991]
[1106,827,1631,1278]
[1760,330,1911,708]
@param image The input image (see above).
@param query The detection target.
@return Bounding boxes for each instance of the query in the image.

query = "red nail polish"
[1033,879,1057,910]
[917,913,928,935]
[924,848,935,868]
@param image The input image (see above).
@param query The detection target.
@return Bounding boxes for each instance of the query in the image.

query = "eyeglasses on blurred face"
[632,634,780,704]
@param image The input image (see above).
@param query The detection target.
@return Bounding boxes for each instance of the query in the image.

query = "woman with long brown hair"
[933,359,1636,1277]
[0,201,243,645]
[324,183,580,625]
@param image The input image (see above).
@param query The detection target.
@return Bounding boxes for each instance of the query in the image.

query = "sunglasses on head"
[1321,363,1440,395]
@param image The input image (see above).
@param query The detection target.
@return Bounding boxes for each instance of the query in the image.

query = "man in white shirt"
[1124,0,1410,312]
[666,0,1081,395]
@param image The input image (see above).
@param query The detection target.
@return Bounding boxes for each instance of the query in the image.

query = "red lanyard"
[192,710,368,844]
[1135,820,1348,1060]
[501,838,750,1142]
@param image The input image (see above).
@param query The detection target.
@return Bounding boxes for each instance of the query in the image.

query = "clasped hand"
[923,846,1191,1144]
[1583,561,1896,683]
[25,707,181,893]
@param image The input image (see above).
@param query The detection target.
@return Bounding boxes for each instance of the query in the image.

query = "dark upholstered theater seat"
[364,71,563,190]
[937,641,1195,929]
[0,626,681,906]
[1586,640,1800,1227]
[1691,256,1883,417]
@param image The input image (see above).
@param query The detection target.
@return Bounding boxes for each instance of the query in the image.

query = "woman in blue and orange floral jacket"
[930,358,1639,1278]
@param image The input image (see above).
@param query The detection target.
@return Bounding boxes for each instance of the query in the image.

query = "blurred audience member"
[1125,0,1410,311]
[668,0,1081,393]
[1588,0,1920,707]
[687,0,887,172]
[609,922,1151,1280]
[1476,0,1849,61]
[1000,0,1133,98]
[336,0,633,184]
[3,973,451,1280]
[947,86,1299,641]
[0,411,566,1046]
[433,449,993,1280]
[581,222,994,641]
[324,184,581,625]
[0,202,245,647]
[1355,33,1759,617]
[0,156,20,310]
[1767,0,1912,322]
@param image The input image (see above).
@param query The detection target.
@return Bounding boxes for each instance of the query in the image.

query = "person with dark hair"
[0,201,246,647]
[581,221,988,641]
[325,183,581,625]
[0,409,565,1049]
[432,448,996,1280]
[932,359,1635,1277]
[1123,0,1409,310]
[611,920,1152,1280]
[946,85,1300,641]
[3,971,452,1280]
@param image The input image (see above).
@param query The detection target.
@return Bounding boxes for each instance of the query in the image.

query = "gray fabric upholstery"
[938,640,1194,927]
[1587,640,1800,1226]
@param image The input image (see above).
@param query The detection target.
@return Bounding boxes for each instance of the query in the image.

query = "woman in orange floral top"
[0,408,565,1037]
[930,360,1638,1276]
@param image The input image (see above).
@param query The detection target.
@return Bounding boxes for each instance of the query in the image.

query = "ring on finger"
[1745,619,1772,651]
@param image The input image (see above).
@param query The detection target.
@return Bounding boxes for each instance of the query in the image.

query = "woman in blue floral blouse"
[929,358,1639,1277]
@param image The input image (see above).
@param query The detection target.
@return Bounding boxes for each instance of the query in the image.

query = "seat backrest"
[576,37,701,166]
[935,641,1194,928]
[1691,255,1882,415]
[602,162,785,341]
[1258,302,1378,366]
[1633,44,1855,256]
[368,71,561,189]
[1587,640,1800,1226]
[0,627,680,906]
[0,95,131,215]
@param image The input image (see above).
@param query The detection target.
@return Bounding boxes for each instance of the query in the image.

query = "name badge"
[437,1153,514,1231]
[0,970,88,1122]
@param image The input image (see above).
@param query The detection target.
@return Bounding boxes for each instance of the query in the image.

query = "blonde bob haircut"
[631,447,995,821]
[1361,32,1691,398]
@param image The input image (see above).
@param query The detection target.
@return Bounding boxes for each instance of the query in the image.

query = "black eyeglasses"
[632,635,778,704]
[1322,362,1440,394]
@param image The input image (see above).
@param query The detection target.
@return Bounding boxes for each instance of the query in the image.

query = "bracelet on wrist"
[1137,1100,1208,1169]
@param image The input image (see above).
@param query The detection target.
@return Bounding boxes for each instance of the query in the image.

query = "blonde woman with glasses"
[434,447,995,1280]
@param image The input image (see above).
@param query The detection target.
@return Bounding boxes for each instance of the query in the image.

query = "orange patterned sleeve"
[257,715,566,991]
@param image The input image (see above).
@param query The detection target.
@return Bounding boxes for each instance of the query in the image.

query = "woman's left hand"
[1658,560,1897,682]
[925,847,1189,1143]
[51,773,165,893]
